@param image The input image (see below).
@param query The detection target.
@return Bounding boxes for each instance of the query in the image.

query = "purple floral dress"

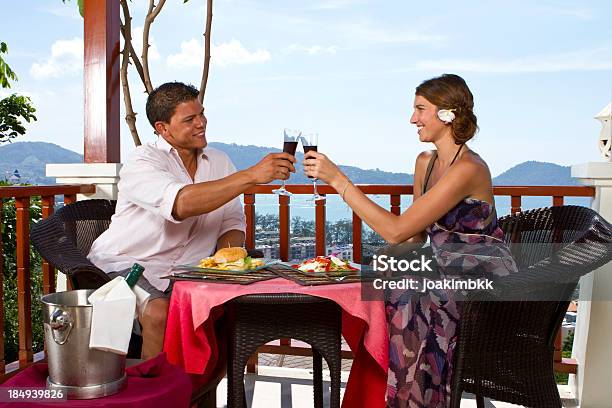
[386,151,517,408]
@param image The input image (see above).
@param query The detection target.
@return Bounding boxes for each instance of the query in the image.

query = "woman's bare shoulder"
[452,150,492,188]
[415,150,435,170]
[463,150,491,174]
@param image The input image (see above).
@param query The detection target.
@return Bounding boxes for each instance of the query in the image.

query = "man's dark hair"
[146,82,199,127]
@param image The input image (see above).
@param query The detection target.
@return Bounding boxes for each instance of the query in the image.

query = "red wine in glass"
[301,132,323,202]
[273,129,300,196]
[303,145,317,179]
[283,141,298,156]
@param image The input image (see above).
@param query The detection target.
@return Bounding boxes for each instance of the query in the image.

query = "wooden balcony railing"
[244,184,595,263]
[0,184,95,379]
[243,184,595,374]
[0,183,595,379]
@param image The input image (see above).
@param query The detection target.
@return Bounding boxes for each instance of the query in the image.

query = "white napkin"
[88,276,138,355]
[132,284,151,320]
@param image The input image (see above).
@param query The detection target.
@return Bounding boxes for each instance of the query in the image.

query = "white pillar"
[46,163,123,290]
[569,162,612,407]
[46,163,122,200]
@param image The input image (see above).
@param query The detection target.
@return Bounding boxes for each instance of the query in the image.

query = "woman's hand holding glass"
[303,151,349,193]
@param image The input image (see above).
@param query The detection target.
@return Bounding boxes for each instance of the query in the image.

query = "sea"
[250,193,591,225]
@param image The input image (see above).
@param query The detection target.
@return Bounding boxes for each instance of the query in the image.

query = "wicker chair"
[226,293,342,408]
[30,199,228,407]
[450,205,612,407]
[30,199,116,290]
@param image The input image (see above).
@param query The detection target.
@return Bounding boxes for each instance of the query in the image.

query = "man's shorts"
[108,268,173,301]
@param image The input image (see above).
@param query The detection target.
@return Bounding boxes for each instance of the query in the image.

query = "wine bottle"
[125,263,144,288]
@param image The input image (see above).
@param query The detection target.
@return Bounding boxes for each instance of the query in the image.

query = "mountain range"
[0,141,579,186]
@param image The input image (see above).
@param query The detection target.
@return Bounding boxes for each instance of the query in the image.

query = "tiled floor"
[213,352,579,407]
[258,353,353,371]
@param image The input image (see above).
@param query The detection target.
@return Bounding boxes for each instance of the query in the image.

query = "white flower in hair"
[437,109,456,124]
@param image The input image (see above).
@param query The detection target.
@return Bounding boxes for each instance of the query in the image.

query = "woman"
[303,74,517,407]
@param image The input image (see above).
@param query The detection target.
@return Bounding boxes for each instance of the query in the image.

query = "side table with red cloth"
[164,278,389,408]
[0,353,192,408]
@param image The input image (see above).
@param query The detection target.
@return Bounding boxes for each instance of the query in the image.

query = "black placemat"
[265,264,375,286]
[162,268,278,285]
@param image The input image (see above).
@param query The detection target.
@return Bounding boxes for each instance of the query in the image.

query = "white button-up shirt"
[88,137,246,291]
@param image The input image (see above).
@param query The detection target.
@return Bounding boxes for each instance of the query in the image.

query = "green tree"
[291,216,315,237]
[0,42,37,144]
[0,42,18,88]
[326,218,352,245]
[255,213,280,232]
[0,94,37,144]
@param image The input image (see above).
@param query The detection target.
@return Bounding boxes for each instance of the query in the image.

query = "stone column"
[569,161,612,407]
[46,163,122,200]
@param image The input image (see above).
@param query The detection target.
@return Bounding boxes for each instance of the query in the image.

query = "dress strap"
[422,144,464,195]
[422,151,438,195]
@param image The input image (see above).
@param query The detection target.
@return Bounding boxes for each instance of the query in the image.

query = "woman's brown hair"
[416,74,479,144]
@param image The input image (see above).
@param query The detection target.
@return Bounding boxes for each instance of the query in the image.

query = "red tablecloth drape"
[0,353,192,408]
[164,278,388,408]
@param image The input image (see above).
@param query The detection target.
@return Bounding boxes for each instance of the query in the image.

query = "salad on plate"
[292,256,358,273]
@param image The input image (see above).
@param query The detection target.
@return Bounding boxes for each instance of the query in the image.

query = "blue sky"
[2,0,611,176]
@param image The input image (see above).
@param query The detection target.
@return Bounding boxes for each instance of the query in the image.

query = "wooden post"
[390,194,401,215]
[352,212,362,264]
[244,194,255,249]
[279,195,290,261]
[315,198,326,256]
[246,353,258,374]
[15,197,33,367]
[83,0,121,163]
[0,201,4,374]
[510,196,522,214]
[41,196,56,295]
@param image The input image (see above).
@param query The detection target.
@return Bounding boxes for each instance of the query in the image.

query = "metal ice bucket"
[42,290,127,399]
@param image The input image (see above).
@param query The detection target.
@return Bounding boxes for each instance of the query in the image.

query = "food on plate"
[213,247,247,263]
[292,256,358,273]
[198,247,264,271]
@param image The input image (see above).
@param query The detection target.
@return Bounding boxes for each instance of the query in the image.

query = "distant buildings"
[256,233,354,262]
[5,169,21,183]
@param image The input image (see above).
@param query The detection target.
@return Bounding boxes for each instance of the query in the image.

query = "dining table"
[163,277,389,408]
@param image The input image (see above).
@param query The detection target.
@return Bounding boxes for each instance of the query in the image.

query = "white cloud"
[166,39,205,68]
[554,7,593,20]
[285,44,338,55]
[0,90,40,101]
[337,22,446,45]
[392,48,612,74]
[531,4,594,21]
[309,0,367,10]
[167,39,270,68]
[39,5,82,20]
[127,26,160,61]
[30,37,83,79]
[214,40,271,66]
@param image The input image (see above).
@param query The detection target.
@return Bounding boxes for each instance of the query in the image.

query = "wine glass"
[272,128,300,196]
[301,132,324,202]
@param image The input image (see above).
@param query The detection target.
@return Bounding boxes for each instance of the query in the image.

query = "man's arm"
[216,229,245,251]
[172,153,296,220]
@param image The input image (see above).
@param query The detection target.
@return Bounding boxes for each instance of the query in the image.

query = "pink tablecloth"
[164,278,388,408]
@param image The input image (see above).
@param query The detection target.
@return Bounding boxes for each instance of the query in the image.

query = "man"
[88,82,295,359]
